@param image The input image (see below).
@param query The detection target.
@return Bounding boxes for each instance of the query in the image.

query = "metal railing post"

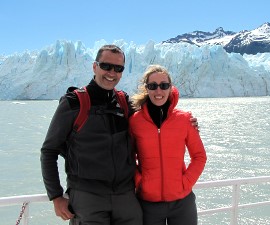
[22,203,29,225]
[231,184,240,225]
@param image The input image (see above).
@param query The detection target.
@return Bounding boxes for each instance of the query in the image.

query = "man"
[40,44,198,225]
[41,45,142,225]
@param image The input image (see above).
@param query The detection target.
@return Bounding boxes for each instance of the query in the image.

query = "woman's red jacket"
[129,87,207,202]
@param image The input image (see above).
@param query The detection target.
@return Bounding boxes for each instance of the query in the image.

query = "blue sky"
[1,0,269,55]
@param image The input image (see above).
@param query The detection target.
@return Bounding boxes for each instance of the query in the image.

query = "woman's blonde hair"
[131,65,172,111]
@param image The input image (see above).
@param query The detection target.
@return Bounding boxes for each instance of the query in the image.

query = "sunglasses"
[146,82,171,90]
[96,61,125,73]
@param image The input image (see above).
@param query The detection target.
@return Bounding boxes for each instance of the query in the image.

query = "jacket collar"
[141,86,180,124]
[86,79,115,105]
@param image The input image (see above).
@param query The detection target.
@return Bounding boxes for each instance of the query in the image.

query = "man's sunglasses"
[96,61,125,73]
[146,82,171,90]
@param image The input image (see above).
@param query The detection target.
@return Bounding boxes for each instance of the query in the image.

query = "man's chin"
[103,81,119,90]
[102,83,116,90]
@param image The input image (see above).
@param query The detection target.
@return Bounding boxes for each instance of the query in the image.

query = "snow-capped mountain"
[164,22,270,55]
[163,27,236,46]
[224,22,270,54]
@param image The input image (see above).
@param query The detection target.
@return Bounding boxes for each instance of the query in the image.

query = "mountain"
[0,39,270,100]
[224,22,270,54]
[163,22,270,55]
[163,27,236,46]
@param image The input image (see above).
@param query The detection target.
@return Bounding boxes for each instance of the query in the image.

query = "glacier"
[0,39,270,100]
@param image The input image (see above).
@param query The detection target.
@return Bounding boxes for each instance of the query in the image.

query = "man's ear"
[93,61,97,72]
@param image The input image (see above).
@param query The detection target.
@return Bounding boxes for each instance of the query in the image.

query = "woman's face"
[146,72,171,106]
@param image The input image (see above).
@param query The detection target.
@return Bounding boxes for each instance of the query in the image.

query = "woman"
[129,65,207,225]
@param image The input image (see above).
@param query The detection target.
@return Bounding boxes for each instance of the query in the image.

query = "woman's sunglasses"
[96,61,125,73]
[146,82,171,90]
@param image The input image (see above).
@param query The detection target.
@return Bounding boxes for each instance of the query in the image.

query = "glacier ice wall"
[0,40,269,100]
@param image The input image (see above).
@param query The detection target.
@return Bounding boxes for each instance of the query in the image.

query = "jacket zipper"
[110,112,117,192]
[158,128,165,201]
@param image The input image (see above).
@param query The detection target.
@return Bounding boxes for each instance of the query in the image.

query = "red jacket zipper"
[158,128,165,201]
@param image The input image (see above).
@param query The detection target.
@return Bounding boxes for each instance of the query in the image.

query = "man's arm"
[40,97,77,218]
[40,97,73,199]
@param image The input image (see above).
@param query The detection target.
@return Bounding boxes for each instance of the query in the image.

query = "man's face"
[93,50,125,90]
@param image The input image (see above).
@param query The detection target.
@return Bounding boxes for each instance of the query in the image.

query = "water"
[0,97,269,225]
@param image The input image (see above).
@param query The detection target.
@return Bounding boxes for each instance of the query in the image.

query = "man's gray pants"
[69,189,143,225]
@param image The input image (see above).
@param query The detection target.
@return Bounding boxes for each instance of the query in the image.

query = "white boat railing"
[1,176,270,225]
[194,176,270,224]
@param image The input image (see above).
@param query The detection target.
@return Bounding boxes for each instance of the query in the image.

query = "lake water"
[0,97,269,225]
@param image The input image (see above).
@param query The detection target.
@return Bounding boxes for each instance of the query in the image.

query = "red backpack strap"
[73,86,91,132]
[114,89,129,119]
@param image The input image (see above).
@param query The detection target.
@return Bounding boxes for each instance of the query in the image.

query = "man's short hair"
[95,45,125,63]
